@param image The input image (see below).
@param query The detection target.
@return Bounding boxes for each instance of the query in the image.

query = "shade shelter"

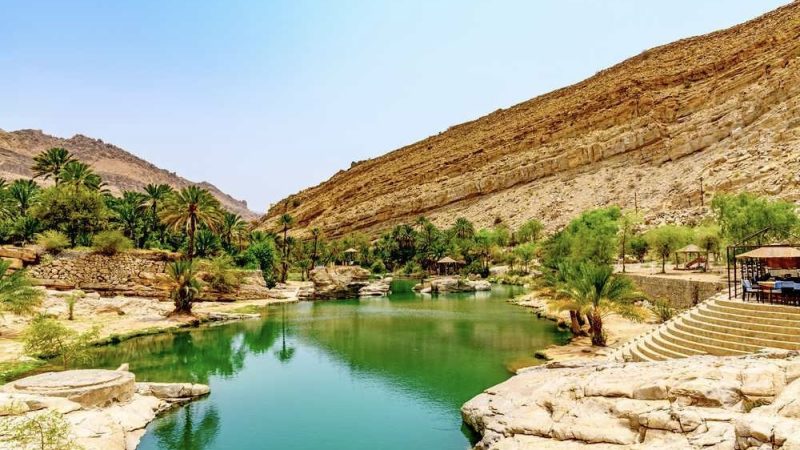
[343,248,358,265]
[675,244,705,270]
[731,245,800,302]
[436,256,461,275]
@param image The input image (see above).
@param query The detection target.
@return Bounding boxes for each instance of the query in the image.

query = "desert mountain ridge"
[0,128,258,219]
[257,1,800,238]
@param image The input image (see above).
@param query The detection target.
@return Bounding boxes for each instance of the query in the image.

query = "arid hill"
[0,129,257,219]
[258,2,800,237]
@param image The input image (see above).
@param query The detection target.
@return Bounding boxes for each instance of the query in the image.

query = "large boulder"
[309,266,370,299]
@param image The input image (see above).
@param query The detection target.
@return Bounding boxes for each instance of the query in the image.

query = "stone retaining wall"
[27,249,272,300]
[622,273,725,308]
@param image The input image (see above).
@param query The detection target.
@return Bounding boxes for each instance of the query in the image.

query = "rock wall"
[623,273,725,309]
[308,265,371,299]
[462,351,800,449]
[27,250,273,301]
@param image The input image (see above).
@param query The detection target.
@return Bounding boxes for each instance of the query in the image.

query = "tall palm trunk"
[187,215,196,260]
[281,225,289,283]
[590,309,605,346]
[568,311,582,336]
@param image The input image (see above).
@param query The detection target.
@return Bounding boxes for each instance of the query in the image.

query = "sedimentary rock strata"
[259,2,800,238]
[462,351,800,449]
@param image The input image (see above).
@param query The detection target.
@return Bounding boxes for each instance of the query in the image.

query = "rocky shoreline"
[0,366,209,450]
[462,350,800,449]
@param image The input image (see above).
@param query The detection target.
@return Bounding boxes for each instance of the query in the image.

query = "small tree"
[166,260,201,314]
[64,291,85,321]
[199,256,242,293]
[247,239,278,288]
[23,316,99,370]
[0,261,44,318]
[513,242,537,273]
[517,219,544,244]
[0,409,82,450]
[644,225,692,273]
[35,230,70,255]
[92,230,132,256]
[694,225,721,272]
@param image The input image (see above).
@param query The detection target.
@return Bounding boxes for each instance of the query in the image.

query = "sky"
[1,1,789,213]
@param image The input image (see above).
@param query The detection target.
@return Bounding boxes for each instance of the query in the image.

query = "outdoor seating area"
[731,245,800,306]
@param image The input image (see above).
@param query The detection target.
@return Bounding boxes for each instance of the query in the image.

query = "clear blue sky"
[1,1,788,212]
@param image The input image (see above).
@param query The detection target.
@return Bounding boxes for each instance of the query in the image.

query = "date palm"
[555,263,644,346]
[60,161,104,191]
[32,147,74,185]
[277,213,293,282]
[8,179,40,216]
[142,183,174,243]
[160,186,223,259]
[452,217,475,240]
[113,191,147,245]
[0,260,43,318]
[310,227,322,266]
[166,259,201,314]
[220,212,247,250]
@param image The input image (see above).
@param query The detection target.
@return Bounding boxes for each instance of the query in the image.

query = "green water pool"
[83,280,569,449]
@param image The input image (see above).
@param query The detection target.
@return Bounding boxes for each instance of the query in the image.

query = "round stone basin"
[4,369,135,407]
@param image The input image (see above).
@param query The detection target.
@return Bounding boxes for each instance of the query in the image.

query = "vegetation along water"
[79,280,569,450]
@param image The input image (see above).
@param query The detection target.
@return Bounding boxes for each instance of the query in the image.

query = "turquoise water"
[83,281,569,450]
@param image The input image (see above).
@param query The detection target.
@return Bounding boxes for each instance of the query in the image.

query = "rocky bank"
[462,351,800,449]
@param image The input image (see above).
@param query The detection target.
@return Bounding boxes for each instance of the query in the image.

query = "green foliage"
[517,219,544,244]
[649,299,676,323]
[31,185,110,246]
[246,239,278,288]
[512,242,537,272]
[711,193,799,244]
[59,161,104,191]
[166,259,202,314]
[8,179,40,215]
[0,409,83,450]
[160,186,223,259]
[402,261,423,276]
[542,206,621,269]
[370,260,386,275]
[193,229,220,258]
[31,147,74,185]
[23,316,99,370]
[0,261,44,317]
[92,230,132,256]
[36,230,69,255]
[629,234,649,262]
[65,291,85,321]
[644,225,693,273]
[199,256,243,293]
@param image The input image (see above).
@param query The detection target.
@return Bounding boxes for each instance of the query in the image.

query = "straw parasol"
[437,256,457,264]
[676,244,703,254]
[735,246,800,259]
[344,248,358,254]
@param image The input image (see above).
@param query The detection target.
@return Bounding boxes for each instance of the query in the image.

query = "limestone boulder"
[309,265,370,299]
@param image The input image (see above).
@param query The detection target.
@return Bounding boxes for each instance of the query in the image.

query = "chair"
[742,280,761,302]
[771,281,783,304]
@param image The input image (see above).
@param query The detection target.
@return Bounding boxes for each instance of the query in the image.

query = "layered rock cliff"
[0,129,257,218]
[258,2,800,237]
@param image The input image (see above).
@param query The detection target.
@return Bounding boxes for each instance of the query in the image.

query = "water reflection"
[152,403,220,450]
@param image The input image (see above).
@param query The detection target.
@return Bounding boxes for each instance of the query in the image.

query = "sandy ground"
[614,262,726,283]
[0,290,297,365]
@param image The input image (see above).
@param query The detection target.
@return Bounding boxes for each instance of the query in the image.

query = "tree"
[193,229,220,258]
[451,217,475,240]
[160,186,223,259]
[8,179,40,216]
[618,211,641,273]
[711,193,799,244]
[517,219,544,244]
[220,212,247,251]
[111,191,147,245]
[23,316,99,370]
[59,161,104,191]
[31,147,74,185]
[694,225,721,272]
[0,409,82,450]
[541,206,621,269]
[142,183,174,244]
[276,214,294,283]
[166,259,201,314]
[246,239,278,288]
[31,185,109,246]
[644,225,693,273]
[310,227,322,266]
[0,260,43,318]
[556,263,644,346]
[513,242,537,273]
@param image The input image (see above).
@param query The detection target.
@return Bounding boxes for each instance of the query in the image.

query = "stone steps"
[616,296,799,362]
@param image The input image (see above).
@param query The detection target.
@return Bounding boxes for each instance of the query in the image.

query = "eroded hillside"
[0,129,257,218]
[258,2,800,237]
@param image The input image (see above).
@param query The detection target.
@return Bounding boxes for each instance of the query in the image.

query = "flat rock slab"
[3,369,135,408]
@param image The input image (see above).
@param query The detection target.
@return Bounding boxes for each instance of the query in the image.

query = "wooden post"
[699,176,704,208]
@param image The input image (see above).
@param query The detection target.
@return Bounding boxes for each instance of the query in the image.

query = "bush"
[23,316,99,370]
[92,230,132,256]
[35,230,70,254]
[199,256,243,293]
[0,409,81,450]
[401,261,422,276]
[462,261,489,278]
[649,299,676,323]
[370,260,386,275]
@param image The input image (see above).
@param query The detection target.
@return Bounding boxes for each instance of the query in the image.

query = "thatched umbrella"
[736,246,800,270]
[344,248,358,265]
[436,256,459,275]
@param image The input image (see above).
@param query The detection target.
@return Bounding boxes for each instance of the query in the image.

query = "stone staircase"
[612,295,800,362]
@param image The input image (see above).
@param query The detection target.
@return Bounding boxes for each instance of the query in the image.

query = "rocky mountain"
[258,2,800,237]
[0,129,257,219]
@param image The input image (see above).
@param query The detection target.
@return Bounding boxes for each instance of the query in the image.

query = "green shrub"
[92,230,132,256]
[199,256,243,293]
[23,315,99,370]
[35,230,70,254]
[370,260,386,275]
[649,299,676,323]
[0,409,81,450]
[64,290,85,320]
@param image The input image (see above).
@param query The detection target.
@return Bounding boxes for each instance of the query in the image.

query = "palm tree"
[160,186,223,259]
[8,179,40,216]
[113,191,147,245]
[59,161,104,191]
[277,213,294,283]
[310,227,322,266]
[32,148,74,185]
[556,263,644,346]
[452,217,475,240]
[166,259,201,314]
[142,183,174,243]
[220,212,247,250]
